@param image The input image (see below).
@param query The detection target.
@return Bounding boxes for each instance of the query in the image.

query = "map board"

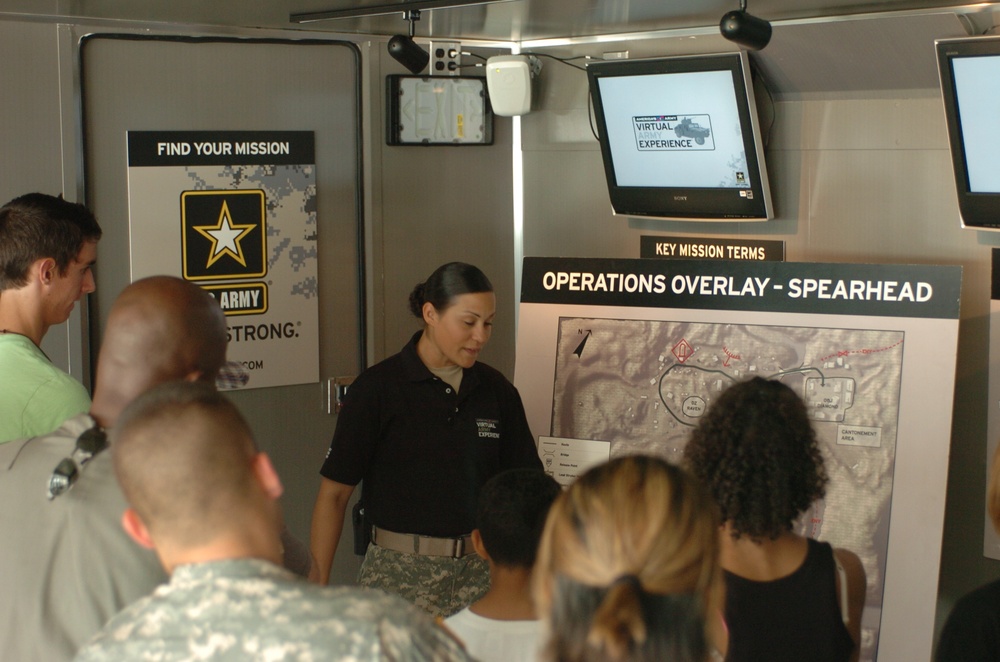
[514,256,962,662]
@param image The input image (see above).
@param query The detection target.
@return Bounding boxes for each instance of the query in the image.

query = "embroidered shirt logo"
[476,419,500,439]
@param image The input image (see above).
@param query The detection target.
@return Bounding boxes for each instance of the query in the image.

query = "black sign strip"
[640,235,785,261]
[128,131,315,166]
[520,257,962,320]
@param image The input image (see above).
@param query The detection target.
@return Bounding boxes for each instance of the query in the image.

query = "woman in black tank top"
[686,377,867,662]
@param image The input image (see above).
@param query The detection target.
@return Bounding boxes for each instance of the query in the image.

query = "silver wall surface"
[519,24,1000,640]
[0,14,518,590]
[78,34,367,585]
[0,22,89,386]
[373,52,517,374]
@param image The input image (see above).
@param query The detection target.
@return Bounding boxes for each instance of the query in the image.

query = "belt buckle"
[452,536,465,558]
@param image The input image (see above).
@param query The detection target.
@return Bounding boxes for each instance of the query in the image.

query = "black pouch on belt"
[351,500,370,556]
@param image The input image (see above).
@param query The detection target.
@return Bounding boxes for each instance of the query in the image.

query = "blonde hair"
[533,455,720,662]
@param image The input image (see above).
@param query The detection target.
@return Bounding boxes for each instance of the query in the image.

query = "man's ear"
[252,452,284,500]
[121,508,155,549]
[34,257,57,286]
[471,528,490,562]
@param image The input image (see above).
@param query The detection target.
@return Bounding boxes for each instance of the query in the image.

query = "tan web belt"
[370,525,475,558]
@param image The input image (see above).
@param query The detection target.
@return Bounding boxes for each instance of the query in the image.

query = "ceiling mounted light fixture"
[388,10,430,74]
[720,0,772,51]
[291,0,514,23]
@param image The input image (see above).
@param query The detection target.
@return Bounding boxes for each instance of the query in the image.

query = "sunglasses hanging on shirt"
[47,425,108,500]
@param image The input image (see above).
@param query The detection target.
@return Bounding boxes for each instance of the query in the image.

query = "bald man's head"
[92,277,227,424]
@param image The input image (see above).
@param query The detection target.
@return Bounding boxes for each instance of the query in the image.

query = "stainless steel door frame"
[81,34,365,584]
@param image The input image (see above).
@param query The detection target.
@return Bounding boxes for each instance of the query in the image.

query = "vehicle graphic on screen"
[631,114,715,151]
[674,117,711,145]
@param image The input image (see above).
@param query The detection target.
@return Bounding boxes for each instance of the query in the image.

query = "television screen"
[936,36,1000,230]
[587,52,773,222]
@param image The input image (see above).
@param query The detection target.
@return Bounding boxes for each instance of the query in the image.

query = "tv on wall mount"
[936,36,1000,230]
[587,51,773,222]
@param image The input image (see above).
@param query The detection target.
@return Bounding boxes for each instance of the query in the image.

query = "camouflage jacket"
[74,558,473,661]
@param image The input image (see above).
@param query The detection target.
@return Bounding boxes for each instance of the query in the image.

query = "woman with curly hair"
[685,376,866,662]
[533,455,723,662]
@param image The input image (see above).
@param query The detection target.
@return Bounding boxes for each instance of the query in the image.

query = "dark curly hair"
[684,377,827,541]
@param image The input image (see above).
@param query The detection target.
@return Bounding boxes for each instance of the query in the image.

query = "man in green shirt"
[0,193,101,442]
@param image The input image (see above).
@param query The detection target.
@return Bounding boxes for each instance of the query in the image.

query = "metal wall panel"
[374,50,518,377]
[519,33,1000,651]
[0,21,84,380]
[81,34,364,584]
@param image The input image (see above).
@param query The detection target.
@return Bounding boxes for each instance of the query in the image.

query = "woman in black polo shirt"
[309,262,542,617]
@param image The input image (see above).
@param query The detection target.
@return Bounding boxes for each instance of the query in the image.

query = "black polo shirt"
[320,331,541,537]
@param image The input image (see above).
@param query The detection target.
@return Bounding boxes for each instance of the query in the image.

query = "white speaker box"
[486,55,539,116]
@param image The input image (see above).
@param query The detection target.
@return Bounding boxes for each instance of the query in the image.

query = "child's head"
[477,468,562,569]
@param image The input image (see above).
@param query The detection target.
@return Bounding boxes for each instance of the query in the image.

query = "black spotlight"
[388,10,429,75]
[388,35,429,74]
[720,1,772,51]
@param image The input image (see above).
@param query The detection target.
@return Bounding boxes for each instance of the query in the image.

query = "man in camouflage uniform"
[74,381,472,662]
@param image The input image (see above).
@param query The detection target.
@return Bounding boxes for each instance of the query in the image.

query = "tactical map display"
[515,256,964,662]
[549,318,902,658]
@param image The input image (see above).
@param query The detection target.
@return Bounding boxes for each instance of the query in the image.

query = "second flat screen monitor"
[588,52,773,222]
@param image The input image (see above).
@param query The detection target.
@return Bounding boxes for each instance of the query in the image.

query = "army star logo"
[193,200,256,268]
[181,189,266,281]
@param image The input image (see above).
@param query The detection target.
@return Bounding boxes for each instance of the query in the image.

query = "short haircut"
[476,468,561,568]
[0,193,102,290]
[408,262,494,318]
[99,276,229,388]
[685,376,827,541]
[113,381,257,547]
[533,455,720,662]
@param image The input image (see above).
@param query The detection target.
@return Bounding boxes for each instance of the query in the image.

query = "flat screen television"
[936,36,1000,230]
[587,51,773,222]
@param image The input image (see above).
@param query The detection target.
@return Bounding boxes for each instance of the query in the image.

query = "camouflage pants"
[359,543,490,618]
